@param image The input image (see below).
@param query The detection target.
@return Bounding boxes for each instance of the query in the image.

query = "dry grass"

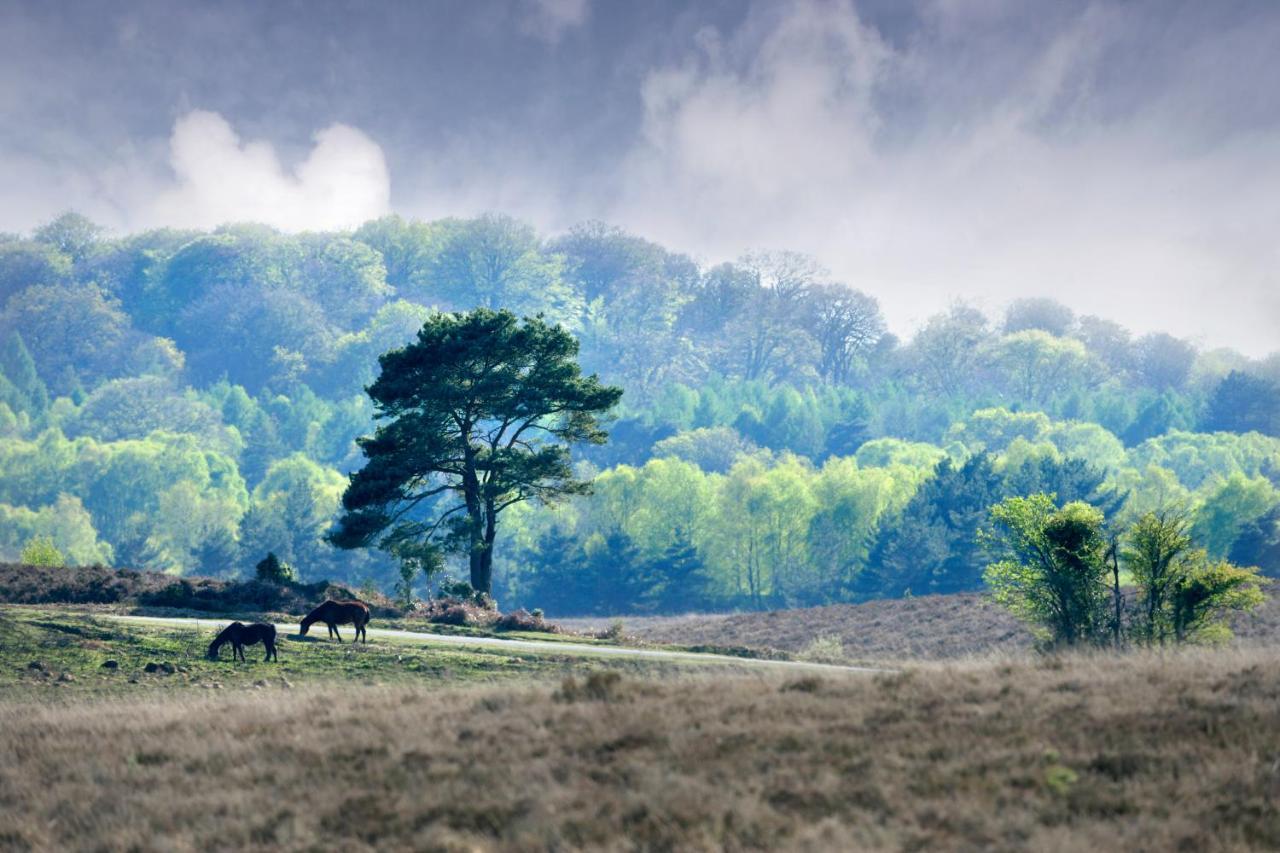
[561,592,1280,663]
[559,594,1033,661]
[2,649,1278,851]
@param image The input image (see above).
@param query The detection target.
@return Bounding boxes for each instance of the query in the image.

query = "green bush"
[254,551,296,584]
[20,536,63,568]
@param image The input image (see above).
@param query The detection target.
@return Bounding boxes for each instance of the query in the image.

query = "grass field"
[1,643,1277,850]
[3,605,1278,850]
[0,607,730,699]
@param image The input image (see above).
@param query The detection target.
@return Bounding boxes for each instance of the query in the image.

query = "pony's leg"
[333,625,343,643]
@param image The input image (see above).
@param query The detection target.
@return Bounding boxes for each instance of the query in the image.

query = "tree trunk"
[472,500,497,595]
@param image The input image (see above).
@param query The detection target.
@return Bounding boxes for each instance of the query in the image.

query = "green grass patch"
[0,607,704,699]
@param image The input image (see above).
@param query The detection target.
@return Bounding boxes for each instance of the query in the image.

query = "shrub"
[797,634,846,664]
[408,595,500,627]
[254,552,296,584]
[494,608,558,633]
[20,536,64,568]
[438,577,476,600]
[983,495,1111,647]
[556,670,623,702]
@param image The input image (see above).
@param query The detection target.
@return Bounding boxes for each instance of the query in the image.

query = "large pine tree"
[329,309,622,594]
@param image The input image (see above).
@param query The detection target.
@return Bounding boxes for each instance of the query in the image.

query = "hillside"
[562,592,1280,661]
[1,215,1278,616]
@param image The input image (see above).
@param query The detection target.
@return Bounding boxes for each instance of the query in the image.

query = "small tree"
[1123,509,1267,644]
[254,551,296,584]
[1122,510,1196,645]
[20,536,64,568]
[1169,560,1267,643]
[640,527,712,614]
[982,494,1110,647]
[389,539,443,610]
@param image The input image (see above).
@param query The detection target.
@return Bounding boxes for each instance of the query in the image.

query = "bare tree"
[808,282,885,384]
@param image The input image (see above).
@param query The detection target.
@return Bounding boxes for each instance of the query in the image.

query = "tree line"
[0,212,1277,612]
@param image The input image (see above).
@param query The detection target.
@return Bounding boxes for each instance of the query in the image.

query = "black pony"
[300,600,370,643]
[207,621,278,662]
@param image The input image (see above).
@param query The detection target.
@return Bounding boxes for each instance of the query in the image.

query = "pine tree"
[0,333,48,416]
[859,455,1003,598]
[522,526,588,616]
[640,527,711,613]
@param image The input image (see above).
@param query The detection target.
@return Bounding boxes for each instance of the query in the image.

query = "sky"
[1,0,1278,355]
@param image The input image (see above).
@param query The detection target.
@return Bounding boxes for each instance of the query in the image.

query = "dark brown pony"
[207,621,278,662]
[300,600,370,643]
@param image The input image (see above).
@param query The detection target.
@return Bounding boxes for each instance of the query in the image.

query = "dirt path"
[102,613,893,674]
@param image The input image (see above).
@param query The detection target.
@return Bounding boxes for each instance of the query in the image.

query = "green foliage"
[330,309,622,594]
[1120,508,1269,645]
[1,214,1276,615]
[983,495,1111,647]
[0,283,132,394]
[20,535,64,568]
[1122,511,1199,645]
[1203,371,1280,436]
[652,426,759,474]
[986,330,1097,405]
[1169,559,1267,643]
[862,455,1003,598]
[33,212,103,262]
[0,495,112,566]
[0,333,49,417]
[389,539,443,609]
[254,551,296,584]
[1191,473,1279,558]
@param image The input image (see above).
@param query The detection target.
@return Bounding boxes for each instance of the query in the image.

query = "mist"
[1,0,1277,354]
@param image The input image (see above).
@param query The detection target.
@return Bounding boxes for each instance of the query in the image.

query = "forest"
[2,211,1278,615]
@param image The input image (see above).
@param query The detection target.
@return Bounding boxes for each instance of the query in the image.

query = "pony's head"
[299,614,314,636]
[206,637,223,660]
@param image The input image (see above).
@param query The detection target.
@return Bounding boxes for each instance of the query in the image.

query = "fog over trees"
[1,212,1278,614]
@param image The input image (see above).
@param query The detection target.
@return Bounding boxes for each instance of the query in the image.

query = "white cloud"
[608,0,1280,356]
[145,110,390,231]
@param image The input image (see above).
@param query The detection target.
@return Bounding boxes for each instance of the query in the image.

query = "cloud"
[1,0,1276,355]
[520,0,591,44]
[145,110,391,231]
[607,0,1280,356]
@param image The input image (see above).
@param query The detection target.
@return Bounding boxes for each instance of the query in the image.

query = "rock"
[144,662,160,673]
[128,676,139,684]
[101,659,119,670]
[280,678,293,689]
[159,662,176,675]
[253,679,268,688]
[26,661,44,671]
[57,672,74,683]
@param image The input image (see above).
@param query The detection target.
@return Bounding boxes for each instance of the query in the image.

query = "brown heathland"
[1,649,1278,851]
[560,591,1280,661]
